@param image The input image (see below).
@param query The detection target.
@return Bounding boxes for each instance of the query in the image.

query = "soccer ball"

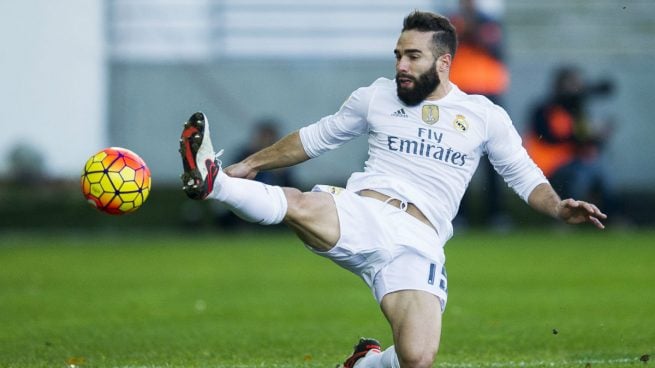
[81,147,151,215]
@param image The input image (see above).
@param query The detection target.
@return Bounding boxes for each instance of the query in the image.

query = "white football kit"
[299,78,548,306]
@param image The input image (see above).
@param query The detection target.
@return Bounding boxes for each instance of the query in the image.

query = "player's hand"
[556,198,607,229]
[224,162,258,180]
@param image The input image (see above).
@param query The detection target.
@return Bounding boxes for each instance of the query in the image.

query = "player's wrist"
[553,200,567,221]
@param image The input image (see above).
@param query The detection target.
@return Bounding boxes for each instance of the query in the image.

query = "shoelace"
[214,149,224,166]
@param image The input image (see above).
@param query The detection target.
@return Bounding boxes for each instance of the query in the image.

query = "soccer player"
[179,10,606,368]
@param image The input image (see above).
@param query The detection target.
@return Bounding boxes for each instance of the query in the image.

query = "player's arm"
[226,84,371,179]
[486,105,606,229]
[527,182,607,229]
[224,130,308,180]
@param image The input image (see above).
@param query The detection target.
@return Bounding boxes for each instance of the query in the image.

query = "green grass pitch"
[0,229,653,367]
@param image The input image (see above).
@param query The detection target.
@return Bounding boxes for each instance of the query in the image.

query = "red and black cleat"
[340,338,382,368]
[178,112,221,200]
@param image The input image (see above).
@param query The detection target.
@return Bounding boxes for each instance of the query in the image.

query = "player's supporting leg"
[376,290,442,368]
[344,290,441,368]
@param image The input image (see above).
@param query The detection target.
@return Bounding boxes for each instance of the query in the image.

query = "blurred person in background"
[236,118,296,187]
[525,65,618,218]
[448,0,511,229]
[449,0,508,103]
[179,11,607,368]
[8,144,46,185]
[216,118,297,228]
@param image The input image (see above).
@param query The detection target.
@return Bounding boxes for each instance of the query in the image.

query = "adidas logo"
[391,108,408,118]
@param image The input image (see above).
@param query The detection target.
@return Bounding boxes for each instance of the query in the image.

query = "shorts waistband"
[357,189,435,231]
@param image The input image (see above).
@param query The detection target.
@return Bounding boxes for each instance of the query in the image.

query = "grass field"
[0,229,653,368]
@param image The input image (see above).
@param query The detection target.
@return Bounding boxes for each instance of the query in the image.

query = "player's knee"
[282,188,312,222]
[397,346,437,368]
[284,189,333,223]
[398,354,435,368]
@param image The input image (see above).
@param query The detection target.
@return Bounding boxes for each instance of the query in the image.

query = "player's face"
[394,30,440,106]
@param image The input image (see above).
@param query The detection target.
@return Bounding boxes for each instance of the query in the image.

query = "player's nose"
[396,59,410,73]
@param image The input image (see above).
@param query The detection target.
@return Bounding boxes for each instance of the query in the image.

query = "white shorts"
[307,185,448,311]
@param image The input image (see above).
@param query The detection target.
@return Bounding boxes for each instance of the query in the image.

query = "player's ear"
[438,53,452,73]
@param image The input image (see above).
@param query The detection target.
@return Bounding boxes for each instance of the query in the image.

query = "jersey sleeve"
[298,86,371,158]
[485,105,549,202]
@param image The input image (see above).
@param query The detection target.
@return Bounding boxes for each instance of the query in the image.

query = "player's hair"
[402,10,457,58]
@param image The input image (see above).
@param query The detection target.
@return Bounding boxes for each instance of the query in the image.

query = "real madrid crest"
[421,104,439,125]
[453,114,469,133]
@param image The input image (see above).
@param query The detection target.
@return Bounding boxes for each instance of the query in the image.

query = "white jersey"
[299,78,547,241]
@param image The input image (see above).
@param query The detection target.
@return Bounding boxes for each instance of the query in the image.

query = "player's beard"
[396,62,440,106]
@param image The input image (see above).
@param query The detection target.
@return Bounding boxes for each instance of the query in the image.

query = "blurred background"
[1,0,654,230]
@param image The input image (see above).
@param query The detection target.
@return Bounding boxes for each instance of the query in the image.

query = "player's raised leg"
[179,111,287,225]
[282,187,340,251]
[178,112,340,250]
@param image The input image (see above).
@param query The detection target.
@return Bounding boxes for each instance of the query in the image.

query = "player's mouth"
[397,75,415,89]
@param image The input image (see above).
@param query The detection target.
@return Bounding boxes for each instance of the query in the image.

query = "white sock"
[208,171,288,225]
[354,346,399,368]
